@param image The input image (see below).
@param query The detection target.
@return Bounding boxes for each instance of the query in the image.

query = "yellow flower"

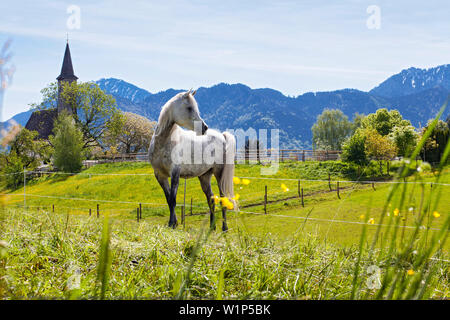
[368,218,375,225]
[220,197,234,210]
[211,195,220,205]
[242,179,250,185]
[393,208,399,216]
[233,177,241,184]
[281,183,289,192]
[433,211,440,218]
[232,194,240,201]
[407,269,415,276]
[359,214,365,220]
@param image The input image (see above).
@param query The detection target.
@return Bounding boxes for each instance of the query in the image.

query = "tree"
[361,108,410,136]
[351,112,366,134]
[364,128,397,174]
[341,129,369,172]
[50,111,85,173]
[388,125,418,157]
[34,81,122,149]
[312,109,353,150]
[104,112,156,154]
[5,127,51,168]
[420,120,449,164]
[0,127,51,189]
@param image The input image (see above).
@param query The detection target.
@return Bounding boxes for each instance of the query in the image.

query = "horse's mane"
[154,99,174,136]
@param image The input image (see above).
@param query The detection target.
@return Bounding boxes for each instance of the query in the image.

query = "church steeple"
[57,42,78,81]
[57,41,78,114]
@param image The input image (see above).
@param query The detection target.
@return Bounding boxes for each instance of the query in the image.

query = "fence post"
[190,198,193,215]
[264,185,267,214]
[337,181,340,199]
[139,203,142,219]
[372,182,375,191]
[301,188,304,207]
[89,208,91,216]
[97,204,99,218]
[137,207,140,222]
[182,179,186,229]
[52,204,55,213]
[297,180,301,198]
[328,172,332,191]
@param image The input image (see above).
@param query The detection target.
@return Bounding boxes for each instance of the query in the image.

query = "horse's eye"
[187,107,193,112]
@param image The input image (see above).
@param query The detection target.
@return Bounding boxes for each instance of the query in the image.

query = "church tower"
[56,41,78,114]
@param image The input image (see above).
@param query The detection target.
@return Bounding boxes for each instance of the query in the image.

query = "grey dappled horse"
[148,90,236,231]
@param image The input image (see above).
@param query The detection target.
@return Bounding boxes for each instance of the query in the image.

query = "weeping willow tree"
[311,109,353,150]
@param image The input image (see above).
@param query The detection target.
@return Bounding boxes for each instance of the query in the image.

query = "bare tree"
[105,112,156,153]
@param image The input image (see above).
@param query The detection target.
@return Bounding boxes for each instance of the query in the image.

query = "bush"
[341,131,369,168]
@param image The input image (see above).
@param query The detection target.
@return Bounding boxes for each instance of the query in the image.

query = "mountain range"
[4,64,450,148]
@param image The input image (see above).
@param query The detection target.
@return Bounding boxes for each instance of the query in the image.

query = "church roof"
[25,109,58,140]
[56,42,78,81]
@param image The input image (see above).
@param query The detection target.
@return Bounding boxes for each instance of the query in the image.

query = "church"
[25,41,78,139]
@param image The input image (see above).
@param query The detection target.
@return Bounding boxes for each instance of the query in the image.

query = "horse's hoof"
[210,225,216,231]
[222,225,228,232]
[168,221,178,229]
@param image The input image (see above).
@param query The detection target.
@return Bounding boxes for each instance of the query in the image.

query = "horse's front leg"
[168,166,181,229]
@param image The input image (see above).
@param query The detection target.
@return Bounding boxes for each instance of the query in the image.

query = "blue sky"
[1,0,449,120]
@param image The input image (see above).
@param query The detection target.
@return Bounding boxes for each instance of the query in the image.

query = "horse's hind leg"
[168,166,181,229]
[199,172,215,230]
[213,170,228,232]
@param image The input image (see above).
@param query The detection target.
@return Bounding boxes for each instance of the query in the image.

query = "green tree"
[312,109,353,150]
[7,128,52,167]
[50,111,85,173]
[34,81,122,149]
[420,119,449,164]
[0,127,51,189]
[361,109,410,136]
[341,129,369,173]
[388,125,418,157]
[364,128,397,175]
[351,112,366,134]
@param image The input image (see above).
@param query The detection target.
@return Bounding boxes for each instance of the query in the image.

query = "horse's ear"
[192,89,197,96]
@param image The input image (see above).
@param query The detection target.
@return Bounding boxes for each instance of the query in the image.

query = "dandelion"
[368,218,375,225]
[359,214,365,220]
[281,183,289,192]
[220,197,234,210]
[393,208,399,216]
[233,177,241,184]
[407,269,415,276]
[211,195,220,205]
[433,211,440,218]
[242,179,250,185]
[232,194,240,201]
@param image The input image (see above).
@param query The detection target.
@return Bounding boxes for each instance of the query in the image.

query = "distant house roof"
[24,109,58,140]
[56,42,78,81]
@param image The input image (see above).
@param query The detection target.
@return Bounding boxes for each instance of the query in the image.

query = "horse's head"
[172,89,208,135]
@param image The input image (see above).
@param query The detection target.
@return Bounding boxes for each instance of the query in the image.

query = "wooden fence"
[83,149,341,167]
[235,149,341,162]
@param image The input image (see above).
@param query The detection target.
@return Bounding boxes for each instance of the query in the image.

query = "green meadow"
[0,161,449,299]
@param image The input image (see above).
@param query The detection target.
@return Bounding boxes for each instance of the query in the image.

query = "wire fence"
[1,168,447,233]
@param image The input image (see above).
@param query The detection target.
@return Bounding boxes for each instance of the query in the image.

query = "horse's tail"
[221,131,236,209]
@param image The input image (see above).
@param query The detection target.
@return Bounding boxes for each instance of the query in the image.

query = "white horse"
[148,89,236,231]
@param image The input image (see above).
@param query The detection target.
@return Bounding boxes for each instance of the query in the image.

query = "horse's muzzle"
[201,122,208,135]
